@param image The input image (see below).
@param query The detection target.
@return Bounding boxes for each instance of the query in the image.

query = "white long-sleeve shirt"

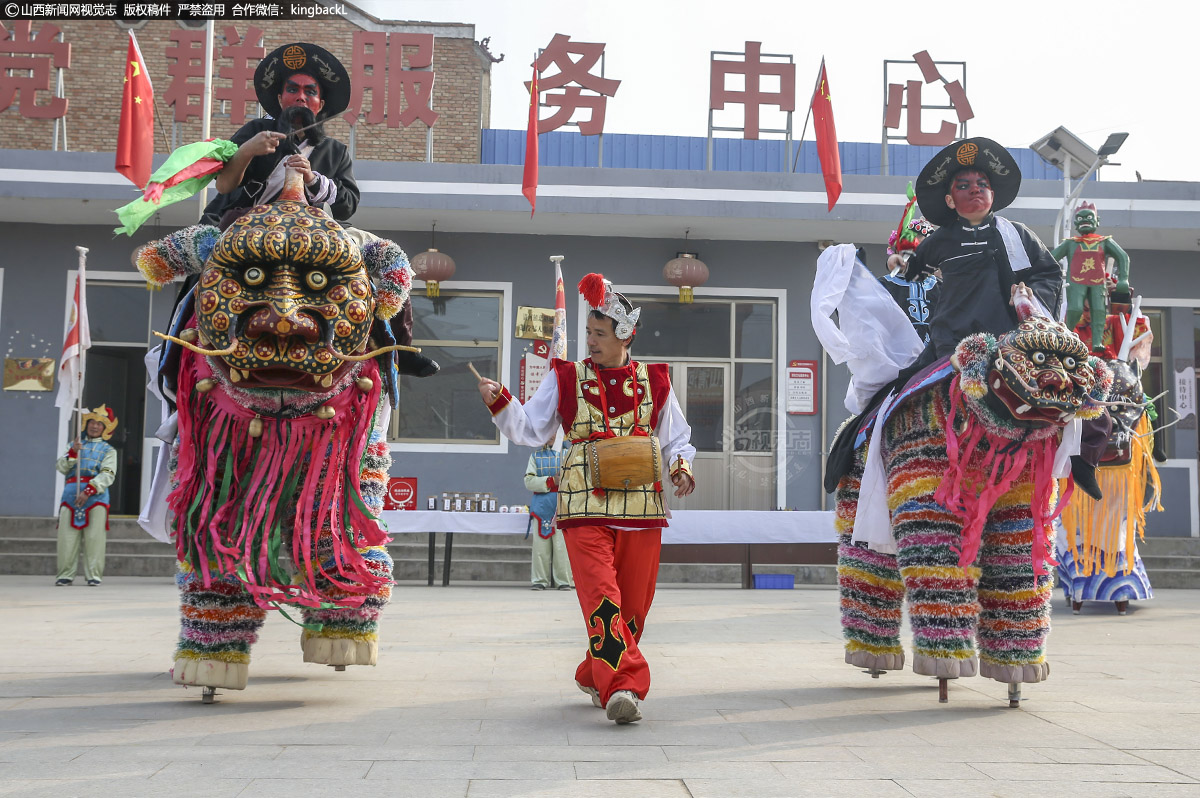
[492,369,697,472]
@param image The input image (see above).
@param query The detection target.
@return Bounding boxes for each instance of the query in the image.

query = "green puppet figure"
[1051,201,1130,352]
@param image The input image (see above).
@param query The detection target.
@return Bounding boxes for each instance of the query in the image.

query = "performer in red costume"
[478,274,696,724]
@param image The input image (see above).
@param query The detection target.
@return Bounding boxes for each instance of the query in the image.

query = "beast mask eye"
[306,271,328,290]
[245,266,265,286]
[1062,356,1076,370]
[1031,351,1046,365]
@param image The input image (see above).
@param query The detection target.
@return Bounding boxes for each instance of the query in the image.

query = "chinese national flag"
[522,64,539,217]
[116,31,154,189]
[811,59,842,211]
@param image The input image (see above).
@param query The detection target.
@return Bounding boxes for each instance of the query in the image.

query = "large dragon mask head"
[952,294,1111,432]
[1100,358,1149,466]
[137,171,412,397]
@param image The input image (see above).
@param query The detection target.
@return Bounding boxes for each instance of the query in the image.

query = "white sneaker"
[605,689,642,724]
[576,680,602,708]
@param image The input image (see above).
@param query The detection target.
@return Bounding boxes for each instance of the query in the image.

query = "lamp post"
[1030,127,1128,246]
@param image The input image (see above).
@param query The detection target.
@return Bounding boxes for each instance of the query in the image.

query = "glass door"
[673,363,730,510]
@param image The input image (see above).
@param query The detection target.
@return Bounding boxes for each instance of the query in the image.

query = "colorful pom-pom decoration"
[952,332,995,399]
[364,239,412,321]
[135,224,220,288]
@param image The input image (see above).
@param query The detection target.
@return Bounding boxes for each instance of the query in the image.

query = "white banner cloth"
[380,510,836,545]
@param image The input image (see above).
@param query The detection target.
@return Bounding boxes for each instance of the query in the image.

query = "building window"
[390,289,504,445]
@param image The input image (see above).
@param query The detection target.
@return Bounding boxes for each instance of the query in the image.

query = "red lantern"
[410,248,456,297]
[663,252,709,303]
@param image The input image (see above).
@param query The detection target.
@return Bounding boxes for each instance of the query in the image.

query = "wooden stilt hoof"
[1071,600,1083,614]
[1007,682,1021,708]
[332,664,346,672]
[938,677,949,703]
[1115,600,1129,616]
[201,686,217,704]
[863,668,885,679]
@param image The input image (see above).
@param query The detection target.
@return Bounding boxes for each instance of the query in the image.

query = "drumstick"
[467,362,485,382]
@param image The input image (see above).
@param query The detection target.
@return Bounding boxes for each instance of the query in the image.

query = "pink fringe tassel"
[169,345,390,609]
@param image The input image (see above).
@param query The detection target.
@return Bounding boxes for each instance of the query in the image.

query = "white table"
[379,509,836,586]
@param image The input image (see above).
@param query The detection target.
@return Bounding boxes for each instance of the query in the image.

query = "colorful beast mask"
[201,198,371,390]
[953,295,1110,430]
[1100,359,1147,467]
[137,171,412,396]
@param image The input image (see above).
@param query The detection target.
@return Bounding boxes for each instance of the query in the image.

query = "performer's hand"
[885,253,905,272]
[1010,281,1032,305]
[671,471,695,497]
[243,130,284,158]
[73,491,87,509]
[478,378,501,405]
[285,154,315,185]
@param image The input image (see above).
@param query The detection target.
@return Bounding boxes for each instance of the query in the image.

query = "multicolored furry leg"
[885,390,980,679]
[299,423,394,667]
[173,562,267,690]
[836,450,905,671]
[977,481,1052,684]
[300,544,394,667]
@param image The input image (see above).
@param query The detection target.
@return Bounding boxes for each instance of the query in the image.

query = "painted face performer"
[205,42,357,229]
[1051,202,1132,354]
[887,138,1064,362]
[54,405,118,586]
[476,274,696,725]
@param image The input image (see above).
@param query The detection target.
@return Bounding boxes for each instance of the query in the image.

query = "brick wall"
[0,18,494,164]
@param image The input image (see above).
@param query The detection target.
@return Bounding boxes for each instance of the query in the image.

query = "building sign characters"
[214,25,264,125]
[883,50,973,147]
[709,41,795,140]
[163,28,209,123]
[345,31,438,128]
[528,33,619,135]
[0,20,71,119]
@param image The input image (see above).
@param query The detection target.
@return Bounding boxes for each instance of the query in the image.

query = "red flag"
[55,249,91,410]
[522,64,539,217]
[811,59,842,211]
[116,31,154,189]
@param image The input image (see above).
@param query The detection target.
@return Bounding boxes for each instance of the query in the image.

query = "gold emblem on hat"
[282,46,307,70]
[956,142,978,165]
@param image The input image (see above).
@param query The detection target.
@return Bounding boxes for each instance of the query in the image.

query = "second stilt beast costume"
[478,274,696,724]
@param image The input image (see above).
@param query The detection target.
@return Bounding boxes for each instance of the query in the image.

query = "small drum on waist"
[586,435,662,490]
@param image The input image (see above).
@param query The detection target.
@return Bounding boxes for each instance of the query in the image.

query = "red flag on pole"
[55,248,92,410]
[811,58,842,211]
[522,63,540,217]
[116,31,154,189]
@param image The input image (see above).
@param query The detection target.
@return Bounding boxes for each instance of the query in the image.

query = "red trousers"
[563,525,662,704]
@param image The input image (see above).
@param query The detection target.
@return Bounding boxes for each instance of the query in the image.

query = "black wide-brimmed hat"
[915,137,1022,226]
[254,42,350,120]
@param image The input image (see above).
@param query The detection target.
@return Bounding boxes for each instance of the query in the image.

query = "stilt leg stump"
[863,668,885,679]
[333,664,346,672]
[1072,600,1083,614]
[1008,682,1021,708]
[202,686,217,704]
[1115,600,1129,616]
[938,677,949,703]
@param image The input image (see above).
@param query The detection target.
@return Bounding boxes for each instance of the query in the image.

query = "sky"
[357,0,1197,184]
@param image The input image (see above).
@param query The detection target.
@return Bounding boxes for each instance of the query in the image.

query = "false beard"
[276,106,326,146]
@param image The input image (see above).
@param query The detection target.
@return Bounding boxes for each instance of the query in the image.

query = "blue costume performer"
[55,405,118,586]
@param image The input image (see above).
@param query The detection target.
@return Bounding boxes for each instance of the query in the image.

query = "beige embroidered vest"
[557,361,666,527]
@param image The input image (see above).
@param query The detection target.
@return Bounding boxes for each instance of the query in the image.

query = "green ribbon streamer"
[113,138,239,236]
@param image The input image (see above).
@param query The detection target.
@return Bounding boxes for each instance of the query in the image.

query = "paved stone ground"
[1,575,1199,798]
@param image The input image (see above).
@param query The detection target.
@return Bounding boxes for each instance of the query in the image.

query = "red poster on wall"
[384,477,418,510]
